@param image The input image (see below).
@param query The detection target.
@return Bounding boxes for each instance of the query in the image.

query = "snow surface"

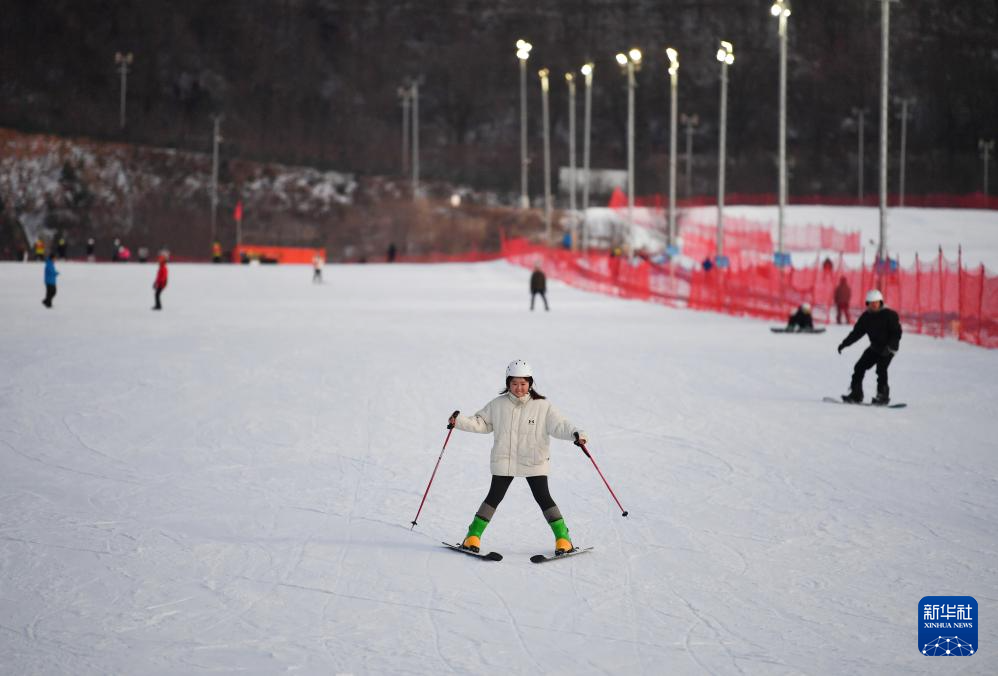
[1,259,996,675]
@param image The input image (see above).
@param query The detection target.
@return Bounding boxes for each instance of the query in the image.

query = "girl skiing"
[449,360,587,555]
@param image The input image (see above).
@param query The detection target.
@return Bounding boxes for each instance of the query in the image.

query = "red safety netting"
[607,188,998,210]
[501,237,998,349]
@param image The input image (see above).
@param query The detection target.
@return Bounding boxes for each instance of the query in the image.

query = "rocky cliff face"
[0,128,543,260]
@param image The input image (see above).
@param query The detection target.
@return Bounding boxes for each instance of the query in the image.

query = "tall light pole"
[616,48,642,256]
[877,0,899,262]
[411,81,420,200]
[981,139,995,196]
[771,1,791,265]
[681,113,699,198]
[114,51,133,129]
[851,107,868,203]
[516,40,533,209]
[895,96,915,207]
[398,86,411,175]
[715,40,735,266]
[666,48,679,249]
[581,62,594,250]
[539,68,552,243]
[565,71,578,248]
[210,115,223,246]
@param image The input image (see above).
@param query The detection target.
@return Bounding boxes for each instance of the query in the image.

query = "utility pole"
[981,139,995,197]
[210,115,223,246]
[398,86,411,175]
[411,81,420,200]
[566,72,578,248]
[896,97,915,207]
[852,107,868,203]
[115,52,133,129]
[681,113,699,198]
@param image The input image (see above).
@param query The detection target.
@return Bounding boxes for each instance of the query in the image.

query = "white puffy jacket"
[456,392,586,477]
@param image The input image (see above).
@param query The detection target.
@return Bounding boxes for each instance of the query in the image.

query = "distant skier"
[42,253,59,308]
[312,252,324,283]
[529,263,549,311]
[448,360,587,556]
[834,276,852,324]
[86,237,96,262]
[152,254,168,310]
[386,242,397,263]
[786,303,814,331]
[838,289,902,405]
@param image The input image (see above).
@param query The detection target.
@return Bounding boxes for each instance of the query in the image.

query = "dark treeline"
[2,0,995,201]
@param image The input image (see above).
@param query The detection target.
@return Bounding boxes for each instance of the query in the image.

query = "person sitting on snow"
[786,303,814,331]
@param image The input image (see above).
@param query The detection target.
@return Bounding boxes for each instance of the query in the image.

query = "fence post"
[957,245,964,342]
[895,252,903,317]
[979,263,986,346]
[938,246,945,338]
[915,252,922,334]
[860,247,867,316]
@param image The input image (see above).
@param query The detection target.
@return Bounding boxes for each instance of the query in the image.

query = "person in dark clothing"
[86,237,96,261]
[529,263,549,311]
[834,276,851,324]
[42,254,59,308]
[56,234,68,259]
[786,303,814,331]
[386,242,397,262]
[838,289,902,405]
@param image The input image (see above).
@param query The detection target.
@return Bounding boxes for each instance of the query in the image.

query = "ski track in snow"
[1,259,997,675]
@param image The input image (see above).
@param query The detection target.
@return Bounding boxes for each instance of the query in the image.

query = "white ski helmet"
[865,289,884,303]
[506,359,533,379]
[801,302,811,313]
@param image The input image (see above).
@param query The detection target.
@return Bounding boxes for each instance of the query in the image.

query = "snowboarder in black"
[786,303,814,331]
[529,263,548,311]
[838,289,902,405]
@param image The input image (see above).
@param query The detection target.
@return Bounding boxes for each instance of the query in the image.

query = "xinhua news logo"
[918,596,977,656]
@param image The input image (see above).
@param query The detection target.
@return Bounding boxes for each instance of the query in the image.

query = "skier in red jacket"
[153,254,169,310]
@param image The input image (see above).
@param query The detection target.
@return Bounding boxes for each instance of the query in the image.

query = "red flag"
[234,201,243,221]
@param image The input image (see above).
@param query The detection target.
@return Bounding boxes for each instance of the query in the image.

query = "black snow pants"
[850,347,893,398]
[43,284,56,307]
[530,290,549,311]
[475,475,562,524]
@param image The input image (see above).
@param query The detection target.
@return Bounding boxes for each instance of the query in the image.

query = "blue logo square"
[918,596,977,656]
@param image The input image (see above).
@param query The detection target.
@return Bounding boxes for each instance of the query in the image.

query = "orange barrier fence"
[232,245,325,264]
[501,238,998,349]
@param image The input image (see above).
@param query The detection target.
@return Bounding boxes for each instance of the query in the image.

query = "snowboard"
[822,396,906,409]
[441,542,503,561]
[530,546,594,564]
[771,327,826,334]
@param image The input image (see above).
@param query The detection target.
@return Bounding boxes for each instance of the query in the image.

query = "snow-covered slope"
[1,260,995,674]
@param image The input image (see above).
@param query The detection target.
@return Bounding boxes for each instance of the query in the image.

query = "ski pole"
[410,411,460,529]
[576,435,628,517]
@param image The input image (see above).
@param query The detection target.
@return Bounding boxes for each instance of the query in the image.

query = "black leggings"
[477,475,561,523]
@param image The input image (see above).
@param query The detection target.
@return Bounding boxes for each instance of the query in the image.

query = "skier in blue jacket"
[42,254,59,308]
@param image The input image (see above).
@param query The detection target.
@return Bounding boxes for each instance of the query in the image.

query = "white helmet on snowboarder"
[865,289,884,303]
[506,359,533,378]
[801,302,811,313]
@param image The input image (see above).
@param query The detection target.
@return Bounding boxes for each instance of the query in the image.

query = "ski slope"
[1,260,996,675]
